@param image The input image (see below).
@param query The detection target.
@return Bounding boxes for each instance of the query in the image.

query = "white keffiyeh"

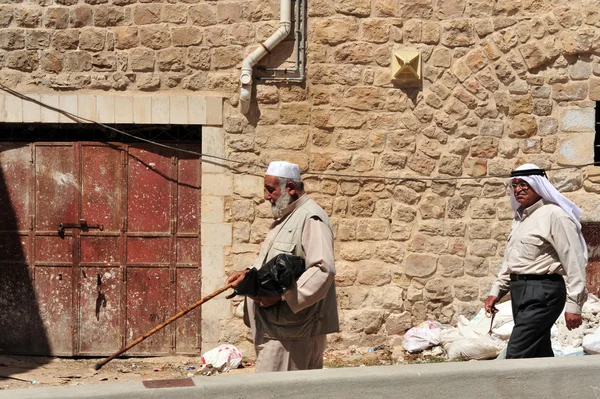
[508,163,587,260]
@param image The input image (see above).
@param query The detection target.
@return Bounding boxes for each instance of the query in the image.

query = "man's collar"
[516,198,546,219]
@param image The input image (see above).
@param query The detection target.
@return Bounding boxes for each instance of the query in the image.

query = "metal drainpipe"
[257,0,307,82]
[239,0,292,114]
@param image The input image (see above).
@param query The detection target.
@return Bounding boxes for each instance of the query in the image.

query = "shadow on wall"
[0,144,51,375]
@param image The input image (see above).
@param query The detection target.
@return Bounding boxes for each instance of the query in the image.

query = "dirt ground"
[0,354,255,391]
[0,346,425,391]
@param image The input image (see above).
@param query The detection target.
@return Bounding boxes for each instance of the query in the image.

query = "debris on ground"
[401,293,600,361]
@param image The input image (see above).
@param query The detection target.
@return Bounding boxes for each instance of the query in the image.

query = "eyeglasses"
[510,182,530,190]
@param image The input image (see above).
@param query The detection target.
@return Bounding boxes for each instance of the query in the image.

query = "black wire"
[0,84,597,183]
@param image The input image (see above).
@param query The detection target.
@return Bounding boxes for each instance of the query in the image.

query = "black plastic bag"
[229,254,305,298]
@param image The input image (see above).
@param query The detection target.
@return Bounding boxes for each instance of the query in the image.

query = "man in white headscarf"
[227,161,339,372]
[485,163,588,358]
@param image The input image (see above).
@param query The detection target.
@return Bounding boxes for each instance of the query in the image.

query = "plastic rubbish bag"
[583,326,600,355]
[201,344,243,372]
[402,321,445,353]
[441,315,505,360]
[445,337,504,360]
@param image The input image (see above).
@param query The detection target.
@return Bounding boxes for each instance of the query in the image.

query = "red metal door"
[0,141,201,356]
[582,223,600,298]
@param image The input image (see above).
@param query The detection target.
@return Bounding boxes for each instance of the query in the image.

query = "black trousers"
[506,277,566,359]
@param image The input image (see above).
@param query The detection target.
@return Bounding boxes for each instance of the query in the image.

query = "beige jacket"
[244,195,340,340]
[489,200,588,314]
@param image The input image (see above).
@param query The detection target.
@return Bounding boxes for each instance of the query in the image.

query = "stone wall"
[2,0,600,351]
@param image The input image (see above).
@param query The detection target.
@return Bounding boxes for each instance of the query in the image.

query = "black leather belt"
[510,273,562,282]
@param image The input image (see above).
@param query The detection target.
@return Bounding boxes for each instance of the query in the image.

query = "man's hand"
[565,312,582,330]
[226,269,250,288]
[485,295,499,313]
[250,295,281,308]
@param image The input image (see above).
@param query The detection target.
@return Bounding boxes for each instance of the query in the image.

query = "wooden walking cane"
[94,282,235,371]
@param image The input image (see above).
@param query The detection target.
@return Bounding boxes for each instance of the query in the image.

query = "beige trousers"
[254,335,327,373]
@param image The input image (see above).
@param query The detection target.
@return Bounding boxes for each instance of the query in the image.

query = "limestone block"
[470,137,498,158]
[5,50,38,72]
[201,223,231,247]
[448,237,467,257]
[385,311,412,335]
[357,262,392,286]
[280,102,311,125]
[468,220,492,239]
[509,114,537,138]
[406,151,436,175]
[390,220,412,241]
[552,82,588,101]
[361,19,390,43]
[311,17,359,45]
[340,242,372,261]
[133,4,160,25]
[424,278,453,303]
[216,1,241,23]
[335,0,371,17]
[357,219,390,240]
[471,198,496,219]
[336,219,357,241]
[172,26,202,47]
[408,234,448,254]
[337,287,370,310]
[139,25,170,49]
[93,5,130,27]
[564,192,600,222]
[438,255,464,277]
[420,21,439,44]
[441,20,474,47]
[404,253,437,278]
[453,280,480,301]
[374,241,404,263]
[345,309,385,334]
[334,261,357,287]
[189,4,216,26]
[446,196,468,219]
[464,256,488,277]
[343,87,384,111]
[532,99,552,116]
[129,48,154,71]
[560,108,595,132]
[349,193,376,217]
[419,194,445,219]
[45,7,69,29]
[70,6,93,28]
[438,155,463,176]
[470,240,499,257]
[114,27,138,49]
[558,133,594,166]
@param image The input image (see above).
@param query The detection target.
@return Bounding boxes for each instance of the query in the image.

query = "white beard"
[271,191,292,218]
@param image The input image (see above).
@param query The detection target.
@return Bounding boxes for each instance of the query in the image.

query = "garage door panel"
[127,237,170,264]
[176,268,200,352]
[127,147,172,233]
[0,145,32,232]
[177,157,200,234]
[35,267,73,355]
[0,234,30,264]
[36,145,77,232]
[79,267,121,354]
[177,237,199,265]
[81,145,123,232]
[126,268,171,354]
[81,236,120,264]
[0,264,48,354]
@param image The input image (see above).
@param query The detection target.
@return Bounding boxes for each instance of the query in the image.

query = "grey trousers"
[506,277,566,359]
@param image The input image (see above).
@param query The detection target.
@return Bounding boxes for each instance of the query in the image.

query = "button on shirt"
[489,200,588,314]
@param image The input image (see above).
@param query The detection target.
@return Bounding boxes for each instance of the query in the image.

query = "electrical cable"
[0,83,597,183]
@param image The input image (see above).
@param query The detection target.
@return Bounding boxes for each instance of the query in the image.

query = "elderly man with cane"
[227,161,339,372]
[485,163,588,359]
